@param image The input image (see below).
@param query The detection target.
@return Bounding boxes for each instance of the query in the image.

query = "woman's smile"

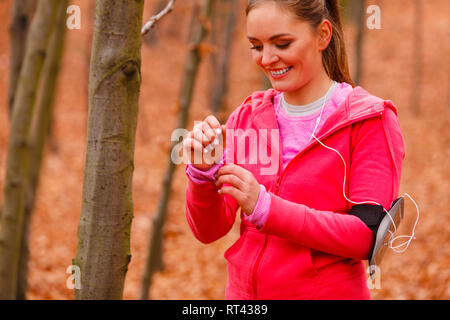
[246,1,329,105]
[268,66,293,78]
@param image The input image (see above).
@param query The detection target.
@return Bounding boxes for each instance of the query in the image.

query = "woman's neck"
[283,71,333,106]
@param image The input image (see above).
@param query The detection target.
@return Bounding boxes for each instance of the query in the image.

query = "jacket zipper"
[251,131,283,299]
[249,110,383,299]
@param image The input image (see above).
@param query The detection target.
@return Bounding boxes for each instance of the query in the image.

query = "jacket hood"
[248,86,399,138]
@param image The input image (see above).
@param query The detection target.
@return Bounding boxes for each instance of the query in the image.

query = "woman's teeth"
[270,67,291,76]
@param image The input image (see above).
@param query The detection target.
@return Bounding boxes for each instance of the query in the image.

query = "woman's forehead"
[246,5,311,40]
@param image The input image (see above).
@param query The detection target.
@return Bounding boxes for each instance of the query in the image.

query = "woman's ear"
[317,19,332,51]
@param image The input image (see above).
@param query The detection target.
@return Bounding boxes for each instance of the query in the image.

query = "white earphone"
[307,86,419,254]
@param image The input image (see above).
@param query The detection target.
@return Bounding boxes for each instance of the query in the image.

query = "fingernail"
[215,128,222,135]
[213,138,219,145]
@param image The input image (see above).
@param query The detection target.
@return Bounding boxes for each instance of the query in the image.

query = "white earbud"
[279,83,419,254]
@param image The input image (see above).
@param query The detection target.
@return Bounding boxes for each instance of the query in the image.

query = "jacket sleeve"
[185,175,239,244]
[184,106,244,244]
[259,110,405,260]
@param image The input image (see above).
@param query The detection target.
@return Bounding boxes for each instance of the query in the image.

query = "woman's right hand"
[182,115,226,171]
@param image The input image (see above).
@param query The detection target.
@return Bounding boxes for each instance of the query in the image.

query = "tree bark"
[140,0,215,300]
[210,0,236,119]
[352,0,366,86]
[73,0,144,300]
[8,0,36,119]
[411,0,422,115]
[15,0,69,300]
[0,0,58,300]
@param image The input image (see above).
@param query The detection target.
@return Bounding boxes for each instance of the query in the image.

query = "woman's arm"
[185,108,244,244]
[259,113,403,260]
[185,173,239,244]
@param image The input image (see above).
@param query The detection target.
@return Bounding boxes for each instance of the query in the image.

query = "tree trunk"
[15,0,69,300]
[352,0,366,85]
[8,0,36,119]
[0,0,58,300]
[210,0,237,119]
[411,0,422,115]
[140,0,215,300]
[73,0,144,300]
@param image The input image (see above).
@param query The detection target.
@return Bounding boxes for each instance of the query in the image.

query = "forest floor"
[0,0,448,299]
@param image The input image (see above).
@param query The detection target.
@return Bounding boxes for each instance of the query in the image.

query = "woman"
[182,0,405,299]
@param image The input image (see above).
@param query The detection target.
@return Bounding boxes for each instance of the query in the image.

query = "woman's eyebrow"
[247,33,293,41]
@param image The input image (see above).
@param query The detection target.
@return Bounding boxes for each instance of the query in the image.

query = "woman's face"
[246,2,327,95]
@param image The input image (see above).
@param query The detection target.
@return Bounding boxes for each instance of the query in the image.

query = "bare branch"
[141,0,176,35]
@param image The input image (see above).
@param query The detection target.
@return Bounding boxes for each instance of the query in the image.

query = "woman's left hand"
[215,164,260,216]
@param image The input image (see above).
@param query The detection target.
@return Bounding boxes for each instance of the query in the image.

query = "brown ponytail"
[322,0,354,86]
[247,0,355,87]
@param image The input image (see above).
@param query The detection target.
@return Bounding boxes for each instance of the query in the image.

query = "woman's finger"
[183,137,203,152]
[182,137,204,163]
[204,115,222,132]
[205,116,225,147]
[218,163,251,181]
[201,121,216,143]
[193,125,212,146]
[218,185,244,204]
[215,174,245,190]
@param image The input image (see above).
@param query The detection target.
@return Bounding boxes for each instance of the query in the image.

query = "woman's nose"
[261,48,279,67]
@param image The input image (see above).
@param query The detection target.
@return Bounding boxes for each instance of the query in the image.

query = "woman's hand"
[215,164,260,216]
[183,115,226,171]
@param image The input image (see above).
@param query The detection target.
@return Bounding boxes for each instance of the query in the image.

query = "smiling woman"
[246,0,353,105]
[183,0,406,300]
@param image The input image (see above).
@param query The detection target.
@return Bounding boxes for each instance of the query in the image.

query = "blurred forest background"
[0,0,448,299]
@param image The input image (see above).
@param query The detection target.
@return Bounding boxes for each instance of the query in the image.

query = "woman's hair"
[246,0,355,87]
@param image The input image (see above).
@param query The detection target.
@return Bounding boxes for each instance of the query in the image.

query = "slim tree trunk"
[352,0,366,85]
[73,0,144,300]
[140,0,215,300]
[411,0,422,115]
[15,0,69,300]
[0,0,58,300]
[8,0,36,118]
[210,0,236,119]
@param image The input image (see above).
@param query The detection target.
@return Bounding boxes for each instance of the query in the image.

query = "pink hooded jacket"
[185,86,405,299]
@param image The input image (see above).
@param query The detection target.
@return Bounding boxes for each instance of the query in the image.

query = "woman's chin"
[270,83,294,93]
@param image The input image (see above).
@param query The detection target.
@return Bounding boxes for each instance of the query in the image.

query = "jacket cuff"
[185,166,217,189]
[185,152,226,183]
[186,163,222,183]
[243,185,271,229]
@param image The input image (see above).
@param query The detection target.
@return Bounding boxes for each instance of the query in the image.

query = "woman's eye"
[276,42,291,49]
[250,45,263,51]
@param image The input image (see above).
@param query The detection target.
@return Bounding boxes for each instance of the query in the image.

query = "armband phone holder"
[368,196,405,279]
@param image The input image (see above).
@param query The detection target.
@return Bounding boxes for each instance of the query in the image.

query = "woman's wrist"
[245,184,271,229]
